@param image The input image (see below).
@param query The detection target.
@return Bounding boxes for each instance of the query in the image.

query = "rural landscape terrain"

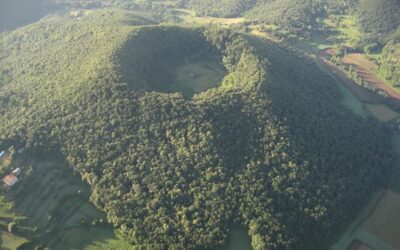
[0,0,400,249]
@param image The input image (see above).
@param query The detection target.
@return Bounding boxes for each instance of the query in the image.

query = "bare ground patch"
[317,50,382,103]
[342,53,400,108]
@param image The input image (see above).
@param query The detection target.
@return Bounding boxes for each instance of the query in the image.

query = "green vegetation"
[212,226,251,250]
[0,153,132,250]
[356,0,400,45]
[0,8,394,250]
[0,231,28,250]
[380,38,400,87]
[182,0,357,35]
[245,0,324,33]
[322,15,362,47]
[172,60,226,98]
[181,0,254,18]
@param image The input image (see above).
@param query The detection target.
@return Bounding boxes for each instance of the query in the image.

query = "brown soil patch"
[316,50,382,103]
[317,48,337,59]
[362,190,400,250]
[342,53,400,108]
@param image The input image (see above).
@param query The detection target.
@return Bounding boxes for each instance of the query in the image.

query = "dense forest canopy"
[356,0,400,44]
[181,0,400,40]
[0,9,394,249]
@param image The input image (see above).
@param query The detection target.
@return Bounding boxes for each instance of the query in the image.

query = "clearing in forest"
[172,59,227,98]
[173,8,245,26]
[322,15,362,47]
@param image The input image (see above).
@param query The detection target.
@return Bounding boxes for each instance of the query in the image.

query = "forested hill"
[182,0,400,39]
[0,8,394,250]
[357,0,400,44]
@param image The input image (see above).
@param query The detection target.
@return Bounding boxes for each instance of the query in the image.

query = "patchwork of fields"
[0,158,131,249]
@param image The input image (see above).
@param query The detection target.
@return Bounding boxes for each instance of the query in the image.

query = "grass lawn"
[0,231,28,250]
[330,189,394,250]
[334,78,368,118]
[211,226,252,250]
[365,104,400,122]
[85,228,134,250]
[171,8,245,26]
[172,59,227,98]
[322,15,362,47]
[362,190,400,250]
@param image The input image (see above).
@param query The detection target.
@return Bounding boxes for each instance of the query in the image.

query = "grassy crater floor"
[172,59,227,98]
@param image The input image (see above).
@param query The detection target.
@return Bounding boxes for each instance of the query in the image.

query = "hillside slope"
[0,9,394,250]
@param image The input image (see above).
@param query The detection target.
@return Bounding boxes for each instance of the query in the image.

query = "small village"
[0,148,25,191]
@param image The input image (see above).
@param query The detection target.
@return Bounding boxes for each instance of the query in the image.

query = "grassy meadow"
[172,59,227,98]
[0,156,131,249]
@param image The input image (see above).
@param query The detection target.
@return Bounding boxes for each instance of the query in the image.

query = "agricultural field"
[330,189,395,250]
[362,190,400,250]
[365,104,400,123]
[171,8,245,26]
[317,50,382,104]
[342,53,400,106]
[322,15,362,47]
[0,157,130,249]
[0,231,28,250]
[172,59,227,98]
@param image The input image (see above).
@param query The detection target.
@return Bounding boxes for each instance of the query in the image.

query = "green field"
[330,189,394,250]
[323,15,362,47]
[170,8,245,26]
[212,226,252,250]
[365,104,400,123]
[0,158,131,249]
[0,231,28,250]
[172,59,227,98]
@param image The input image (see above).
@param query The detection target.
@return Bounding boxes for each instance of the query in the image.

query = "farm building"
[3,175,18,188]
[11,168,21,175]
[347,239,374,250]
[3,168,21,189]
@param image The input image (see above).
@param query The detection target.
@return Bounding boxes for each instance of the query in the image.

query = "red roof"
[3,175,18,186]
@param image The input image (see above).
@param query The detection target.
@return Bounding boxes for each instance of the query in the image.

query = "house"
[17,148,25,154]
[3,168,21,189]
[11,168,20,176]
[3,175,18,188]
[0,151,5,158]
